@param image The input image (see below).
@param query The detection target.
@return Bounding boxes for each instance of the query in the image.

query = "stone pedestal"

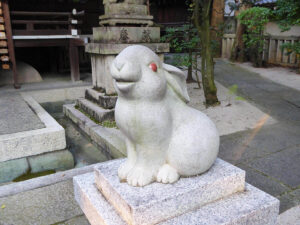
[86,41,169,95]
[73,159,279,225]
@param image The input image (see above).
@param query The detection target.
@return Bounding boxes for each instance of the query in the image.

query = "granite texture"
[94,158,245,225]
[63,103,126,158]
[0,180,83,225]
[74,172,279,225]
[0,93,44,135]
[85,88,117,109]
[93,27,160,43]
[0,94,66,162]
[86,43,169,55]
[76,98,114,123]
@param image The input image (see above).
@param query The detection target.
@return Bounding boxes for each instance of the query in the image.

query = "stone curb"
[63,103,126,158]
[0,94,66,163]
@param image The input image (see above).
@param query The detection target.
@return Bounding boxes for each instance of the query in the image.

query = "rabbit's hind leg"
[118,138,137,181]
[156,164,180,184]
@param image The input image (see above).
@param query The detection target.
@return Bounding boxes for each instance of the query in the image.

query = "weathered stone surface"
[63,104,126,158]
[63,104,98,137]
[86,43,169,55]
[74,172,279,225]
[0,158,29,183]
[0,93,44,135]
[94,158,245,225]
[104,3,147,16]
[0,95,66,162]
[93,27,160,43]
[99,15,153,26]
[85,88,117,109]
[91,54,116,95]
[0,180,83,225]
[76,98,114,122]
[28,150,74,173]
[248,145,300,188]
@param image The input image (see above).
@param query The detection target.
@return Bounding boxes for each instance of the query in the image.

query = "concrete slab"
[94,159,245,225]
[236,62,300,92]
[0,94,66,162]
[0,93,44,135]
[248,146,300,188]
[187,82,277,136]
[277,205,300,225]
[74,172,279,225]
[0,180,83,225]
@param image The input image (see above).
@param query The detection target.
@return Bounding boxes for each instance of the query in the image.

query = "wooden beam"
[0,55,9,61]
[0,48,8,54]
[69,39,80,82]
[2,63,10,69]
[2,0,20,88]
[14,39,69,47]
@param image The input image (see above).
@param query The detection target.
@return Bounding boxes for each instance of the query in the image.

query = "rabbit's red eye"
[149,63,157,72]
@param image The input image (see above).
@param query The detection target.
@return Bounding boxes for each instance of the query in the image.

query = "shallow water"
[42,101,111,168]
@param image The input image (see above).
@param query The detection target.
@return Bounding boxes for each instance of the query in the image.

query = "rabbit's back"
[167,105,220,176]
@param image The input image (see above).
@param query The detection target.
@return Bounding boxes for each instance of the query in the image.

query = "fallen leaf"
[1,204,5,209]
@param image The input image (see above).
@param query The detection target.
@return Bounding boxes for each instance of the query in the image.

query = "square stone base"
[74,160,279,225]
[94,159,245,225]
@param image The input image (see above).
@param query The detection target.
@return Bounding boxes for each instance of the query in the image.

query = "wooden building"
[0,0,189,88]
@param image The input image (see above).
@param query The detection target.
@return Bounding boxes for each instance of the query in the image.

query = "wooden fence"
[222,33,300,67]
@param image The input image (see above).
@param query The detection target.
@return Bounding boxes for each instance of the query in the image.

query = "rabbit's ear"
[163,63,190,103]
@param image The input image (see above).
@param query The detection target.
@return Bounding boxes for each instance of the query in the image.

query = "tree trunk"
[187,48,194,82]
[230,2,249,62]
[194,0,220,106]
[230,20,246,62]
[211,0,225,57]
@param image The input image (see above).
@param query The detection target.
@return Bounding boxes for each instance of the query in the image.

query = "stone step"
[74,172,279,225]
[94,158,246,225]
[76,98,114,123]
[85,88,117,109]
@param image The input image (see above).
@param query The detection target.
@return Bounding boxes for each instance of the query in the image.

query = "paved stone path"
[0,93,44,135]
[215,60,300,213]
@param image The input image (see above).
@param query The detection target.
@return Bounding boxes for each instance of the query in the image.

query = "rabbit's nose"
[114,60,124,71]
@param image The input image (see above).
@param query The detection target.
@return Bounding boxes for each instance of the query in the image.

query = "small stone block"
[74,172,279,225]
[94,159,245,225]
[76,98,114,123]
[85,88,117,109]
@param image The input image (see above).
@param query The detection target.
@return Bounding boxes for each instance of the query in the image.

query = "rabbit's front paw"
[118,161,135,182]
[127,166,156,187]
[156,164,179,184]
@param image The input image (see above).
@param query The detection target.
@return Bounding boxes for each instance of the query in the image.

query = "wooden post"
[2,0,20,88]
[69,39,80,82]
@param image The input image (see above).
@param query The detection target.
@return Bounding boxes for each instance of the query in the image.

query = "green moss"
[100,120,117,128]
[75,105,118,129]
[13,169,56,182]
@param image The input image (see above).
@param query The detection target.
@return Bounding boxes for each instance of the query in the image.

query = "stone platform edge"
[0,94,66,162]
[94,158,245,225]
[85,42,170,55]
[74,172,280,225]
[63,103,126,158]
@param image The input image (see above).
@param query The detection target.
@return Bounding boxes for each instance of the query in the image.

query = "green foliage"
[273,0,300,32]
[228,84,246,102]
[237,7,271,53]
[237,7,271,66]
[273,0,300,70]
[161,24,200,68]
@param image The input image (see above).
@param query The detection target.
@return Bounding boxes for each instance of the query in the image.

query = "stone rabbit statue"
[110,45,219,187]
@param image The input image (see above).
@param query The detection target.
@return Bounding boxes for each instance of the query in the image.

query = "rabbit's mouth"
[114,78,136,92]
